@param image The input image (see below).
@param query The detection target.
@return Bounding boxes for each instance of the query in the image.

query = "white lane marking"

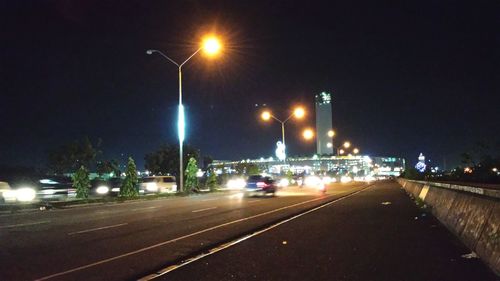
[140,185,372,280]
[0,220,50,229]
[132,206,158,211]
[247,199,262,203]
[67,223,128,236]
[35,185,371,281]
[200,198,218,202]
[191,207,218,213]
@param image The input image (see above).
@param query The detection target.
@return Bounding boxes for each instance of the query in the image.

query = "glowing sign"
[275,141,286,161]
[415,153,426,172]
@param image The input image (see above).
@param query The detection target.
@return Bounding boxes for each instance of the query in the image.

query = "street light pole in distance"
[260,106,305,161]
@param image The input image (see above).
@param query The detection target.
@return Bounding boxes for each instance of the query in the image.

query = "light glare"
[303,129,314,140]
[202,37,221,55]
[261,111,271,121]
[293,107,305,119]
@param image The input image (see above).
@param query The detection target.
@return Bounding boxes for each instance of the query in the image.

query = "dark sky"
[1,0,499,169]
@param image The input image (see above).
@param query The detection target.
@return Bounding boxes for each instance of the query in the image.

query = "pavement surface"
[160,181,499,281]
[0,182,367,280]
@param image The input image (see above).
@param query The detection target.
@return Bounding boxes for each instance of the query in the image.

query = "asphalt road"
[159,181,499,281]
[0,182,367,280]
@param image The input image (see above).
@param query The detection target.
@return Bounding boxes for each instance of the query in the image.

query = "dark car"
[90,178,122,197]
[37,176,75,201]
[245,175,277,197]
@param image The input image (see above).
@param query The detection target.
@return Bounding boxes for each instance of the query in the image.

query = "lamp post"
[147,36,221,192]
[261,107,305,160]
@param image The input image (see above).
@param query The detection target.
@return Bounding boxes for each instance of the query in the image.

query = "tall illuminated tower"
[315,92,333,155]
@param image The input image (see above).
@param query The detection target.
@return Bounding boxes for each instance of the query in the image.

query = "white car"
[140,176,177,194]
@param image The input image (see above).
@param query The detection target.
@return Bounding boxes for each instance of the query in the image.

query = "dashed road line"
[67,223,128,236]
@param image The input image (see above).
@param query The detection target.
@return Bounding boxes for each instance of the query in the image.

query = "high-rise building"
[315,92,333,155]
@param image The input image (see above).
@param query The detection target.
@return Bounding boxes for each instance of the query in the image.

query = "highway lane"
[0,182,368,280]
[160,181,499,281]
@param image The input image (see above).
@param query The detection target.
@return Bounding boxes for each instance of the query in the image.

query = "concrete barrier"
[397,178,500,275]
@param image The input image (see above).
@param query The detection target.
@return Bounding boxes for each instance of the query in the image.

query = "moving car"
[140,176,177,194]
[245,175,277,197]
[90,178,122,197]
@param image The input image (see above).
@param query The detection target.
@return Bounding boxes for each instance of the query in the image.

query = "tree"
[206,167,218,191]
[96,160,120,178]
[202,155,214,170]
[247,164,260,175]
[235,163,260,175]
[144,144,199,176]
[48,137,101,174]
[120,157,139,197]
[185,157,199,193]
[72,165,90,199]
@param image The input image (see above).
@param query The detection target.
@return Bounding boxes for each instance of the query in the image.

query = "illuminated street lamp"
[339,149,345,155]
[353,148,359,154]
[327,130,335,137]
[343,141,351,149]
[147,35,222,192]
[261,106,305,160]
[302,128,314,140]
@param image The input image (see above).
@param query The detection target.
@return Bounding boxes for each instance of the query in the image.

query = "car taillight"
[256,182,267,188]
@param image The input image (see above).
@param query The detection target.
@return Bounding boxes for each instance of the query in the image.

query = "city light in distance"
[326,142,333,148]
[353,148,359,154]
[343,141,351,149]
[327,130,335,137]
[339,149,345,154]
[302,128,314,140]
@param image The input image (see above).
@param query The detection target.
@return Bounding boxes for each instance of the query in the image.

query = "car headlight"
[96,185,110,194]
[16,187,37,202]
[278,178,289,187]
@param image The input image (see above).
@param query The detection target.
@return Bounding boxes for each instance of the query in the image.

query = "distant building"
[315,92,333,155]
[211,155,405,178]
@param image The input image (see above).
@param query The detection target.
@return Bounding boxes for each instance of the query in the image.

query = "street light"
[343,141,351,149]
[339,149,345,154]
[260,106,305,160]
[327,130,335,137]
[302,128,314,140]
[147,35,222,193]
[353,148,359,154]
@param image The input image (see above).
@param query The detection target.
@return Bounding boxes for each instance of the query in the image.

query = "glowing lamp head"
[293,107,305,119]
[202,36,221,56]
[339,149,345,154]
[343,141,351,149]
[353,148,359,154]
[327,130,335,137]
[326,142,333,148]
[303,129,314,140]
[261,111,271,121]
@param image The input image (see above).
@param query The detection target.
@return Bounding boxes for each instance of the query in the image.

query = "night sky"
[1,0,499,169]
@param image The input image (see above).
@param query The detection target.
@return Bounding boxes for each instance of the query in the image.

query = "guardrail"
[397,178,500,276]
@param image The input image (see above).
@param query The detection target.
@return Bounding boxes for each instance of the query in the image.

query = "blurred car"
[90,178,122,197]
[0,181,13,203]
[245,175,276,197]
[0,178,39,203]
[37,176,75,201]
[139,176,177,194]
